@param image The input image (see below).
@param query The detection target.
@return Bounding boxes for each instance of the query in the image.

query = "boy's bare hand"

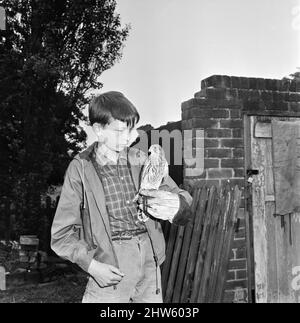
[88,259,125,287]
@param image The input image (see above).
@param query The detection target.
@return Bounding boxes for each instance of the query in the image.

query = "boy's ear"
[92,123,106,141]
[92,123,103,135]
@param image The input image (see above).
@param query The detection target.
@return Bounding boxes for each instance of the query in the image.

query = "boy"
[51,91,193,303]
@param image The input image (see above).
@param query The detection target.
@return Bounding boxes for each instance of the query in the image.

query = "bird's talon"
[137,210,149,222]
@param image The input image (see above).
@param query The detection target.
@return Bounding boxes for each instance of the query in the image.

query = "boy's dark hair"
[89,91,140,129]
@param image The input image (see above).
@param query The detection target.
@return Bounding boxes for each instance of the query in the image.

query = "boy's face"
[93,119,138,152]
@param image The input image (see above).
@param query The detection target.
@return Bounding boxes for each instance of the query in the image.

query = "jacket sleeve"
[159,175,193,226]
[51,159,96,272]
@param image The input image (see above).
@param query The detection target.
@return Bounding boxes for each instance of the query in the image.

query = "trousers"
[82,232,163,303]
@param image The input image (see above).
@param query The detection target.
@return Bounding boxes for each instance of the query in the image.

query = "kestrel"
[134,144,169,221]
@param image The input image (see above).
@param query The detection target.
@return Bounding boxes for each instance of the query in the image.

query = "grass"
[0,275,88,303]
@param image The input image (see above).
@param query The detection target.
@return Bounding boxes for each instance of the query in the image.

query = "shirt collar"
[94,142,128,166]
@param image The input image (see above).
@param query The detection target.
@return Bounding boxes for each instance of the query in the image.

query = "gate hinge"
[247,169,259,176]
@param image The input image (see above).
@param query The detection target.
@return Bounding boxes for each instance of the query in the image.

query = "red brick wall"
[181,74,300,303]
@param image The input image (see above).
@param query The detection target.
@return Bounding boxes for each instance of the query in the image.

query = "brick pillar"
[182,97,244,189]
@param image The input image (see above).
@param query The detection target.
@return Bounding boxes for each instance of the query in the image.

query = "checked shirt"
[91,144,146,235]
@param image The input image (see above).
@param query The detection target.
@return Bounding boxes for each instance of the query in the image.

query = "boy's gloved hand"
[88,259,125,287]
[138,189,180,222]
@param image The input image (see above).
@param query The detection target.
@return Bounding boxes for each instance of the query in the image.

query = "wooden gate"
[161,184,242,303]
[245,115,300,303]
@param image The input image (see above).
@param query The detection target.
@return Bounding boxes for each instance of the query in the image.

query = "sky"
[83,0,300,145]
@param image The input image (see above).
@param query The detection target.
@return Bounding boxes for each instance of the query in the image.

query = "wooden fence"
[161,183,242,303]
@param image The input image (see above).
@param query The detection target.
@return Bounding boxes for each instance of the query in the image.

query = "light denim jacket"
[51,143,193,273]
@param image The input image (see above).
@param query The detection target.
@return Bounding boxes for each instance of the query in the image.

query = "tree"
[0,0,129,240]
[282,68,300,83]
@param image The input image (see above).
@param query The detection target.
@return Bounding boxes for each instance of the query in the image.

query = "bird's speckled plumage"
[135,144,169,221]
[140,145,169,191]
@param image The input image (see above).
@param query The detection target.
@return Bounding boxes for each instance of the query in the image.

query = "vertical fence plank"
[218,186,242,302]
[164,225,186,303]
[210,184,232,302]
[206,185,228,302]
[197,186,220,302]
[214,186,241,302]
[203,188,223,303]
[161,223,179,298]
[190,186,217,302]
[180,186,208,303]
[171,188,200,303]
[0,266,5,291]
